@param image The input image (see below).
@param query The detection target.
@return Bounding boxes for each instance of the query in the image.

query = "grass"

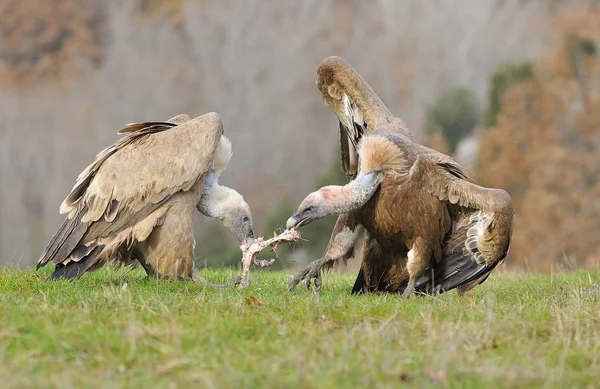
[0,267,599,388]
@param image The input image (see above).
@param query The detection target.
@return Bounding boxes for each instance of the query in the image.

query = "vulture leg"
[403,238,433,298]
[352,234,387,294]
[288,213,361,291]
[135,195,196,280]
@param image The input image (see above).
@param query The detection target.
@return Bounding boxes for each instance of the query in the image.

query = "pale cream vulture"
[287,56,514,296]
[38,113,254,280]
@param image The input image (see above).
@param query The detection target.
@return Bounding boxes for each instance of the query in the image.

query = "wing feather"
[410,154,514,267]
[39,112,223,269]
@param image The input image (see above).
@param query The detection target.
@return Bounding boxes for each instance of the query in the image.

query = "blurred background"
[1,0,599,273]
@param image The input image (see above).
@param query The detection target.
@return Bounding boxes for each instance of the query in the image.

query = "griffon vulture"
[37,112,254,280]
[286,57,514,297]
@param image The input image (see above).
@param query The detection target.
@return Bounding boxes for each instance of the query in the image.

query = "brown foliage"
[134,0,185,24]
[477,9,600,271]
[0,0,105,87]
[423,132,451,156]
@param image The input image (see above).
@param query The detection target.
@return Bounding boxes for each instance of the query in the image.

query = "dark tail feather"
[38,210,89,269]
[456,267,494,295]
[351,266,366,294]
[47,245,104,280]
[399,212,503,296]
[403,248,499,295]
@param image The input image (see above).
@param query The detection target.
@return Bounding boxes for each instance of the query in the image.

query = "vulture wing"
[408,154,514,294]
[316,56,412,179]
[38,113,223,278]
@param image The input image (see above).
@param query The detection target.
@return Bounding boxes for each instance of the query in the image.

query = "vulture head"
[287,134,406,230]
[197,136,254,245]
[212,190,254,245]
[286,171,382,230]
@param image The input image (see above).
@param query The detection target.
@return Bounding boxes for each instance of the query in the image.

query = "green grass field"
[0,267,599,388]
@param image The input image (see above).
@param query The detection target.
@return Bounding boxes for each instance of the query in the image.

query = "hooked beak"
[286,212,311,230]
[243,229,255,246]
[286,216,298,230]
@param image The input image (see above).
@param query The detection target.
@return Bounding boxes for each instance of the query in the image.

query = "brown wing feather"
[410,154,509,213]
[61,122,177,216]
[339,121,358,179]
[410,154,514,266]
[39,113,223,271]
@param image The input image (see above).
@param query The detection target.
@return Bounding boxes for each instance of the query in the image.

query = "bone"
[238,228,301,288]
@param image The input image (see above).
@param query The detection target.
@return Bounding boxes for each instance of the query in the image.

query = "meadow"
[0,267,599,388]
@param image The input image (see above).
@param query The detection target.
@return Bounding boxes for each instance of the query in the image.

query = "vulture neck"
[325,171,381,214]
[197,171,231,220]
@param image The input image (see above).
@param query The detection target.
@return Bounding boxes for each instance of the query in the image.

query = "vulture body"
[38,113,254,280]
[287,57,514,296]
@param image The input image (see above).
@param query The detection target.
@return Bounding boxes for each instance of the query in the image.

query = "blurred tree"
[0,0,105,87]
[484,62,534,127]
[477,9,600,271]
[424,87,480,153]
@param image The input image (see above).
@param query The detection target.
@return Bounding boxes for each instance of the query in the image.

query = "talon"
[288,257,328,292]
[307,269,319,290]
[288,269,308,291]
[304,276,311,289]
[314,271,323,291]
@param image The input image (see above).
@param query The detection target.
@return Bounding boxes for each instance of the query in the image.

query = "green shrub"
[485,62,534,127]
[425,87,480,153]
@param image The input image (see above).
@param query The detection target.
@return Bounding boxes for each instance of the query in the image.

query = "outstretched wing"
[408,153,514,294]
[38,113,223,274]
[316,56,411,179]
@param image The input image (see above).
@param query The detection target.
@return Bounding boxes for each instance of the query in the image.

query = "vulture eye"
[304,206,314,213]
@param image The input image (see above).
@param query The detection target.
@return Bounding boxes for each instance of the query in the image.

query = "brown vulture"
[286,56,514,297]
[38,113,254,280]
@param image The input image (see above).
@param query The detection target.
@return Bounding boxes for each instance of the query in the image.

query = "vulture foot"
[288,257,330,291]
[402,278,416,298]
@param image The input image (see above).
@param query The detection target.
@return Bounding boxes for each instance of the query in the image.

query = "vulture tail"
[400,212,502,295]
[47,245,105,280]
[409,248,498,295]
[38,209,89,270]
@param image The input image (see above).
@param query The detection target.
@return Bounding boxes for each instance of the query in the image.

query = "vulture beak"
[286,213,301,230]
[242,227,255,246]
[286,210,315,230]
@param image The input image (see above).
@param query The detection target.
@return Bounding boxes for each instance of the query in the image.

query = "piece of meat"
[193,229,301,289]
[238,229,301,288]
